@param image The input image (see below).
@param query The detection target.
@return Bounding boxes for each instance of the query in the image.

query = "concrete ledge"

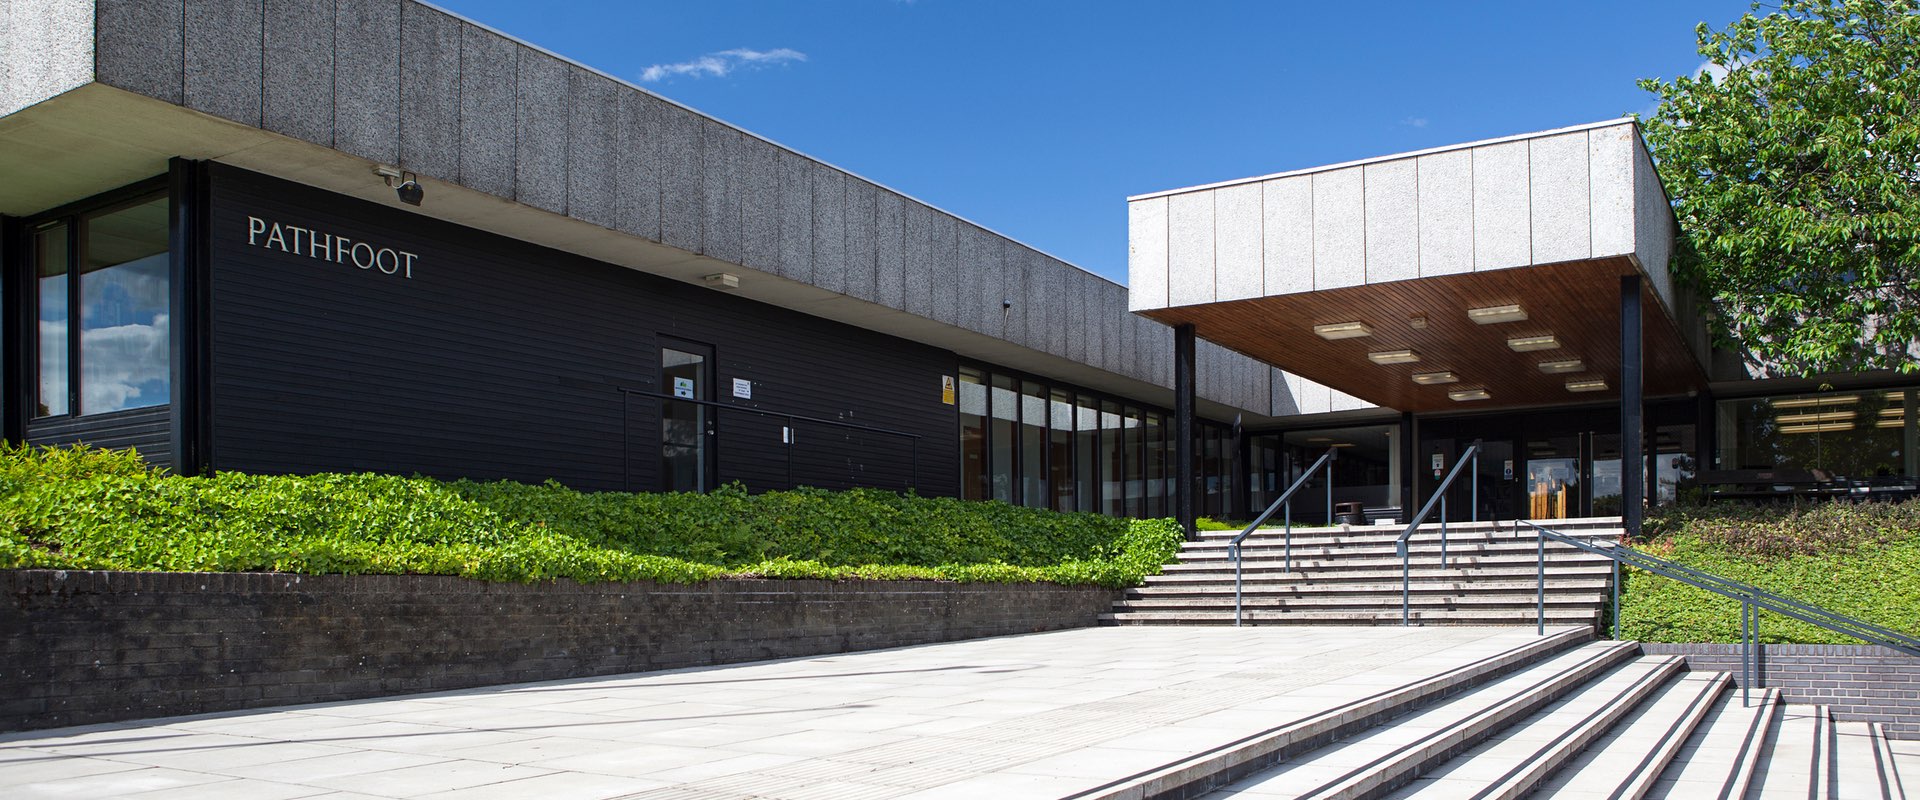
[1642,642,1920,740]
[0,569,1118,732]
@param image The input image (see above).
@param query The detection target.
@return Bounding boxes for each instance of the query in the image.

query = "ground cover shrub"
[0,444,1181,588]
[1619,500,1920,644]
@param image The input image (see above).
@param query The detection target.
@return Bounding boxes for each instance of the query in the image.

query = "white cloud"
[1696,60,1732,82]
[639,48,807,83]
[1399,116,1429,128]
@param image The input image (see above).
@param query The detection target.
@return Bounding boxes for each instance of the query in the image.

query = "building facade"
[3,2,1914,528]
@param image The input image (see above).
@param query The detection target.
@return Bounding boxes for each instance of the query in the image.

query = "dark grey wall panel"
[205,165,957,496]
[874,191,904,309]
[398,3,460,180]
[183,0,262,127]
[26,407,170,466]
[613,90,661,241]
[512,49,568,215]
[95,0,184,104]
[699,122,742,263]
[774,151,812,283]
[809,168,846,294]
[262,0,333,146]
[655,104,702,252]
[456,27,516,197]
[843,179,877,303]
[738,136,780,273]
[565,71,619,230]
[333,0,400,165]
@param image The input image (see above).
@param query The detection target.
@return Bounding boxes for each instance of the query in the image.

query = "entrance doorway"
[660,339,716,492]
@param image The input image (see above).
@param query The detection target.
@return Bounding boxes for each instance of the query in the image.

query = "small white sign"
[732,378,752,399]
[673,377,695,399]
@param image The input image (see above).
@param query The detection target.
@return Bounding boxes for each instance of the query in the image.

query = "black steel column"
[0,214,20,445]
[1399,411,1416,519]
[1174,324,1196,538]
[167,158,213,476]
[1621,275,1644,537]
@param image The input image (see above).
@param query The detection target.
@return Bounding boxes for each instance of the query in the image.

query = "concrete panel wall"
[1,0,94,116]
[64,0,1279,416]
[1129,120,1670,310]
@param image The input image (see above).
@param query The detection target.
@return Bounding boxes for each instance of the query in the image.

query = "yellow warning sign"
[941,375,956,405]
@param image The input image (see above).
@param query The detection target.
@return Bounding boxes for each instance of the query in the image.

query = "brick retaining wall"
[0,570,1119,733]
[1642,642,1920,739]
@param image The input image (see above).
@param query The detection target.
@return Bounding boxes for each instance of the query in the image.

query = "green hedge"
[1620,501,1920,644]
[0,444,1182,588]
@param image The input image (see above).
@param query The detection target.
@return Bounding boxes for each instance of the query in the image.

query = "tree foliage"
[1639,0,1920,376]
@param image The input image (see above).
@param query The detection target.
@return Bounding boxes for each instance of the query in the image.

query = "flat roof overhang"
[1139,256,1706,413]
[1128,119,1711,414]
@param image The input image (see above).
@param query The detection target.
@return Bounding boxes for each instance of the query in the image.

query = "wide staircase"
[1174,632,1909,799]
[1104,516,1624,627]
[1100,517,1914,797]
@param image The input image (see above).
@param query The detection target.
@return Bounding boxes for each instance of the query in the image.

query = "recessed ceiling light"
[1566,378,1609,392]
[1366,349,1421,365]
[1468,304,1528,324]
[1537,359,1584,374]
[1409,316,1428,329]
[1411,371,1458,385]
[1312,321,1374,340]
[1447,388,1491,402]
[1507,334,1559,352]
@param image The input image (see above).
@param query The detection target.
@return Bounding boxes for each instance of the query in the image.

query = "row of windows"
[32,192,171,419]
[956,365,1243,519]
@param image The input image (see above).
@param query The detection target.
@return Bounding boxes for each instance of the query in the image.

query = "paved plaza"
[0,626,1574,799]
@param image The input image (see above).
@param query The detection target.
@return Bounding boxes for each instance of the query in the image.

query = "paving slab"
[0,626,1578,800]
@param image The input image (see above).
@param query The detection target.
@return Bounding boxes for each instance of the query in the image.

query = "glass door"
[1524,435,1582,519]
[660,340,716,492]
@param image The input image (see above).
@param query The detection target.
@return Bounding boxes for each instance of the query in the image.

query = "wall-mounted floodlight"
[373,165,424,206]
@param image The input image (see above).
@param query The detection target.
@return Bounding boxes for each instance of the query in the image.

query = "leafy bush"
[0,444,1180,588]
[1620,501,1920,644]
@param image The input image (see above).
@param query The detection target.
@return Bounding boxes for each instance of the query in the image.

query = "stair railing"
[1397,440,1481,626]
[1228,447,1338,627]
[1523,519,1920,708]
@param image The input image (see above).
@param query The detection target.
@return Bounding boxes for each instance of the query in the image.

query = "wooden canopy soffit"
[1142,257,1707,413]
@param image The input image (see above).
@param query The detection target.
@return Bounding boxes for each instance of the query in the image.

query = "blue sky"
[432,0,1752,284]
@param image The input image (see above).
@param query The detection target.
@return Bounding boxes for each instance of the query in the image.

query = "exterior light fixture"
[373,165,424,206]
[1781,421,1855,434]
[1312,321,1373,340]
[1467,304,1528,324]
[1877,419,1904,428]
[1409,316,1429,330]
[1565,378,1608,393]
[1537,359,1584,374]
[1447,388,1491,402]
[1411,371,1458,385]
[703,272,741,289]
[1775,410,1856,424]
[1506,334,1559,352]
[1366,349,1421,365]
[1770,394,1858,408]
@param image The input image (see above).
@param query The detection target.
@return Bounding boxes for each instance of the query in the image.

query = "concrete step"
[1381,655,1687,798]
[1101,608,1603,626]
[1534,670,1730,799]
[1178,539,1615,560]
[1097,627,1596,799]
[1199,640,1641,799]
[1113,594,1607,612]
[1188,516,1625,543]
[1752,704,1833,799]
[1157,561,1612,578]
[1833,720,1904,800]
[1644,687,1781,800]
[1125,579,1611,599]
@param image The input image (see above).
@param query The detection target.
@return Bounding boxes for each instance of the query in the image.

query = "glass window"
[1076,395,1099,512]
[1049,389,1075,512]
[1144,414,1165,518]
[1717,389,1914,480]
[958,368,988,501]
[1123,407,1145,517]
[34,223,70,418]
[989,373,1017,503]
[1285,425,1397,524]
[1020,381,1048,508]
[1101,400,1124,516]
[78,197,170,415]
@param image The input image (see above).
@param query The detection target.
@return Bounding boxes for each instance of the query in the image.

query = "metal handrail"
[617,388,923,492]
[1523,519,1920,707]
[1397,440,1481,626]
[1228,447,1338,627]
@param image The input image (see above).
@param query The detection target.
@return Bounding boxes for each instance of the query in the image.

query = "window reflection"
[33,193,171,419]
[35,224,69,417]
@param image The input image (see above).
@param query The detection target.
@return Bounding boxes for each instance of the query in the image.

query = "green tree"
[1639,0,1920,376]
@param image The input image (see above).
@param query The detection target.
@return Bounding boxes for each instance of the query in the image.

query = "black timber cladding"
[204,165,958,495]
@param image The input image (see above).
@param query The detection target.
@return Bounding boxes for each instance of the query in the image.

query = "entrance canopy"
[1128,120,1709,413]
